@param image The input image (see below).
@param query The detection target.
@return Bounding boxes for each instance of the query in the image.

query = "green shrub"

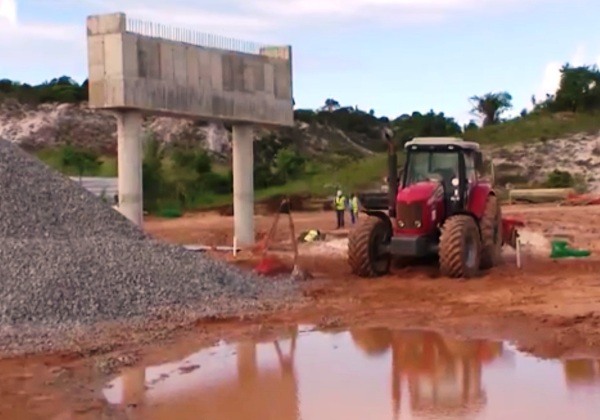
[544,169,574,188]
[198,171,232,195]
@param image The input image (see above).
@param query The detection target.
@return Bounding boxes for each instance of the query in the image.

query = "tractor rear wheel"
[348,216,392,277]
[439,215,481,278]
[480,194,503,269]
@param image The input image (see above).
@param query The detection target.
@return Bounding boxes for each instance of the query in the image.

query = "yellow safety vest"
[335,195,346,210]
[351,197,358,212]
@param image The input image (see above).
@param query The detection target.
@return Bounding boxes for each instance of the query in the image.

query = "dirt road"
[2,204,600,419]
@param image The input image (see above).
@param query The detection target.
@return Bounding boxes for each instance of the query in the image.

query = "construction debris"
[562,192,600,206]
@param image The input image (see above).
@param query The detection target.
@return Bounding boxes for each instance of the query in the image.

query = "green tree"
[0,75,88,104]
[547,64,600,112]
[391,110,462,145]
[463,120,479,132]
[142,134,166,212]
[60,144,101,182]
[275,147,306,182]
[322,98,340,112]
[469,92,513,126]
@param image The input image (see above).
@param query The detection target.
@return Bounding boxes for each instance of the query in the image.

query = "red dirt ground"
[2,204,600,419]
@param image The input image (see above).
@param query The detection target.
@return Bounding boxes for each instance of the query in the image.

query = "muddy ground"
[2,203,600,419]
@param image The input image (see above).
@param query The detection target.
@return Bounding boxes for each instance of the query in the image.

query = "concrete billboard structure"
[86,12,294,245]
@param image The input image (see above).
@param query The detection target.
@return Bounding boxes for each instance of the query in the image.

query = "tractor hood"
[397,181,441,203]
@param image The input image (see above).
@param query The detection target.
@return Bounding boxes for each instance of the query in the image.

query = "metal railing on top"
[125,18,266,55]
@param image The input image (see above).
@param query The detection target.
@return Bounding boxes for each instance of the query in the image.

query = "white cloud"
[82,0,275,40]
[0,0,85,83]
[0,0,17,25]
[245,0,549,24]
[0,0,80,45]
[0,22,80,44]
[0,0,574,93]
[79,0,550,32]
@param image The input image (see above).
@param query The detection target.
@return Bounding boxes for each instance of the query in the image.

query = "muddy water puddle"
[103,327,600,419]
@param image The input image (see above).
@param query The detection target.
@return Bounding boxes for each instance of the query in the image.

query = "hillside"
[2,64,600,213]
[0,100,377,160]
[2,99,600,190]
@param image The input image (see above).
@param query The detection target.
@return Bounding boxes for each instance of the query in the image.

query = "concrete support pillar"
[120,368,146,406]
[237,342,257,384]
[232,125,254,246]
[116,111,144,226]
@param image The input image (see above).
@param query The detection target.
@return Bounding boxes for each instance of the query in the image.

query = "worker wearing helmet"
[334,189,346,229]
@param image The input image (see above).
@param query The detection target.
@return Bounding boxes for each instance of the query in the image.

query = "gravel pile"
[0,138,299,354]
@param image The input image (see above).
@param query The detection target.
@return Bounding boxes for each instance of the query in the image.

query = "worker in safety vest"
[334,189,346,229]
[350,193,359,224]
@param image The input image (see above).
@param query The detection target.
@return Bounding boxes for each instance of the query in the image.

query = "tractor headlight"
[397,220,405,228]
[414,220,422,228]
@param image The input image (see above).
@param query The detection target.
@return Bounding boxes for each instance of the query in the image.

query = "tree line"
[0,76,88,103]
[2,61,598,135]
[4,62,600,211]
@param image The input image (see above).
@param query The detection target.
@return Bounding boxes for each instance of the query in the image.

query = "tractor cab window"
[464,152,477,184]
[405,150,459,191]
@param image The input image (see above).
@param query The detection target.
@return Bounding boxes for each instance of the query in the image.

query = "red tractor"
[349,135,507,279]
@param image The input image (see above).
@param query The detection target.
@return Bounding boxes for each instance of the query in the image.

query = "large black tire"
[348,216,392,277]
[439,215,481,279]
[479,195,503,269]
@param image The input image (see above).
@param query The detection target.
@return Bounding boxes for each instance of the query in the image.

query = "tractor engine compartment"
[389,180,445,257]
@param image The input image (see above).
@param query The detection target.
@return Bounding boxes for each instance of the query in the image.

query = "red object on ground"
[501,216,525,248]
[564,192,600,206]
[254,255,290,276]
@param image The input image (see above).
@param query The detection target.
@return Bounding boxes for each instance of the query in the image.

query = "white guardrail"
[507,188,575,204]
[70,176,118,201]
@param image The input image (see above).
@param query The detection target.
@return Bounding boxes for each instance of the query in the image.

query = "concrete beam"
[259,46,292,60]
[116,111,144,226]
[86,12,294,127]
[87,13,126,35]
[232,125,255,246]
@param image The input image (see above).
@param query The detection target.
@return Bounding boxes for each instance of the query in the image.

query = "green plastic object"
[550,240,591,259]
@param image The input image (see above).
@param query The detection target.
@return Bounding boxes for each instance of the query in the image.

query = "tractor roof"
[404,137,480,151]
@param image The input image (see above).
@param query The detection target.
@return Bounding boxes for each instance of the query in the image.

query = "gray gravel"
[0,138,299,354]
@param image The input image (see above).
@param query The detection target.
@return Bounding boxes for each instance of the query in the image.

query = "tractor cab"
[401,137,484,219]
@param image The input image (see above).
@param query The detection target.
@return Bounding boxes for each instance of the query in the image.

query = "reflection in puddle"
[103,327,600,419]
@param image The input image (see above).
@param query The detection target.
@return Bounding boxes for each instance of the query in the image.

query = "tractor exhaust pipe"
[383,127,397,218]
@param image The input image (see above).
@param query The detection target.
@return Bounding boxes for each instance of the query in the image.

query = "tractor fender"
[468,185,494,219]
[362,210,393,235]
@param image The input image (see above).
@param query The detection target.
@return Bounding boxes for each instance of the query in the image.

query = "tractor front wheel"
[348,216,392,277]
[439,215,481,279]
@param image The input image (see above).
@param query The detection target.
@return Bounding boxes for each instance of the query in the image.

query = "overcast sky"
[1,0,599,124]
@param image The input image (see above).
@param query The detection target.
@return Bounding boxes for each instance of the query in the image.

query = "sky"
[1,0,600,125]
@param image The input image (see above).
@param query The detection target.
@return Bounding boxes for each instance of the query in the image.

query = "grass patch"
[465,111,600,146]
[189,153,389,211]
[35,148,117,177]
